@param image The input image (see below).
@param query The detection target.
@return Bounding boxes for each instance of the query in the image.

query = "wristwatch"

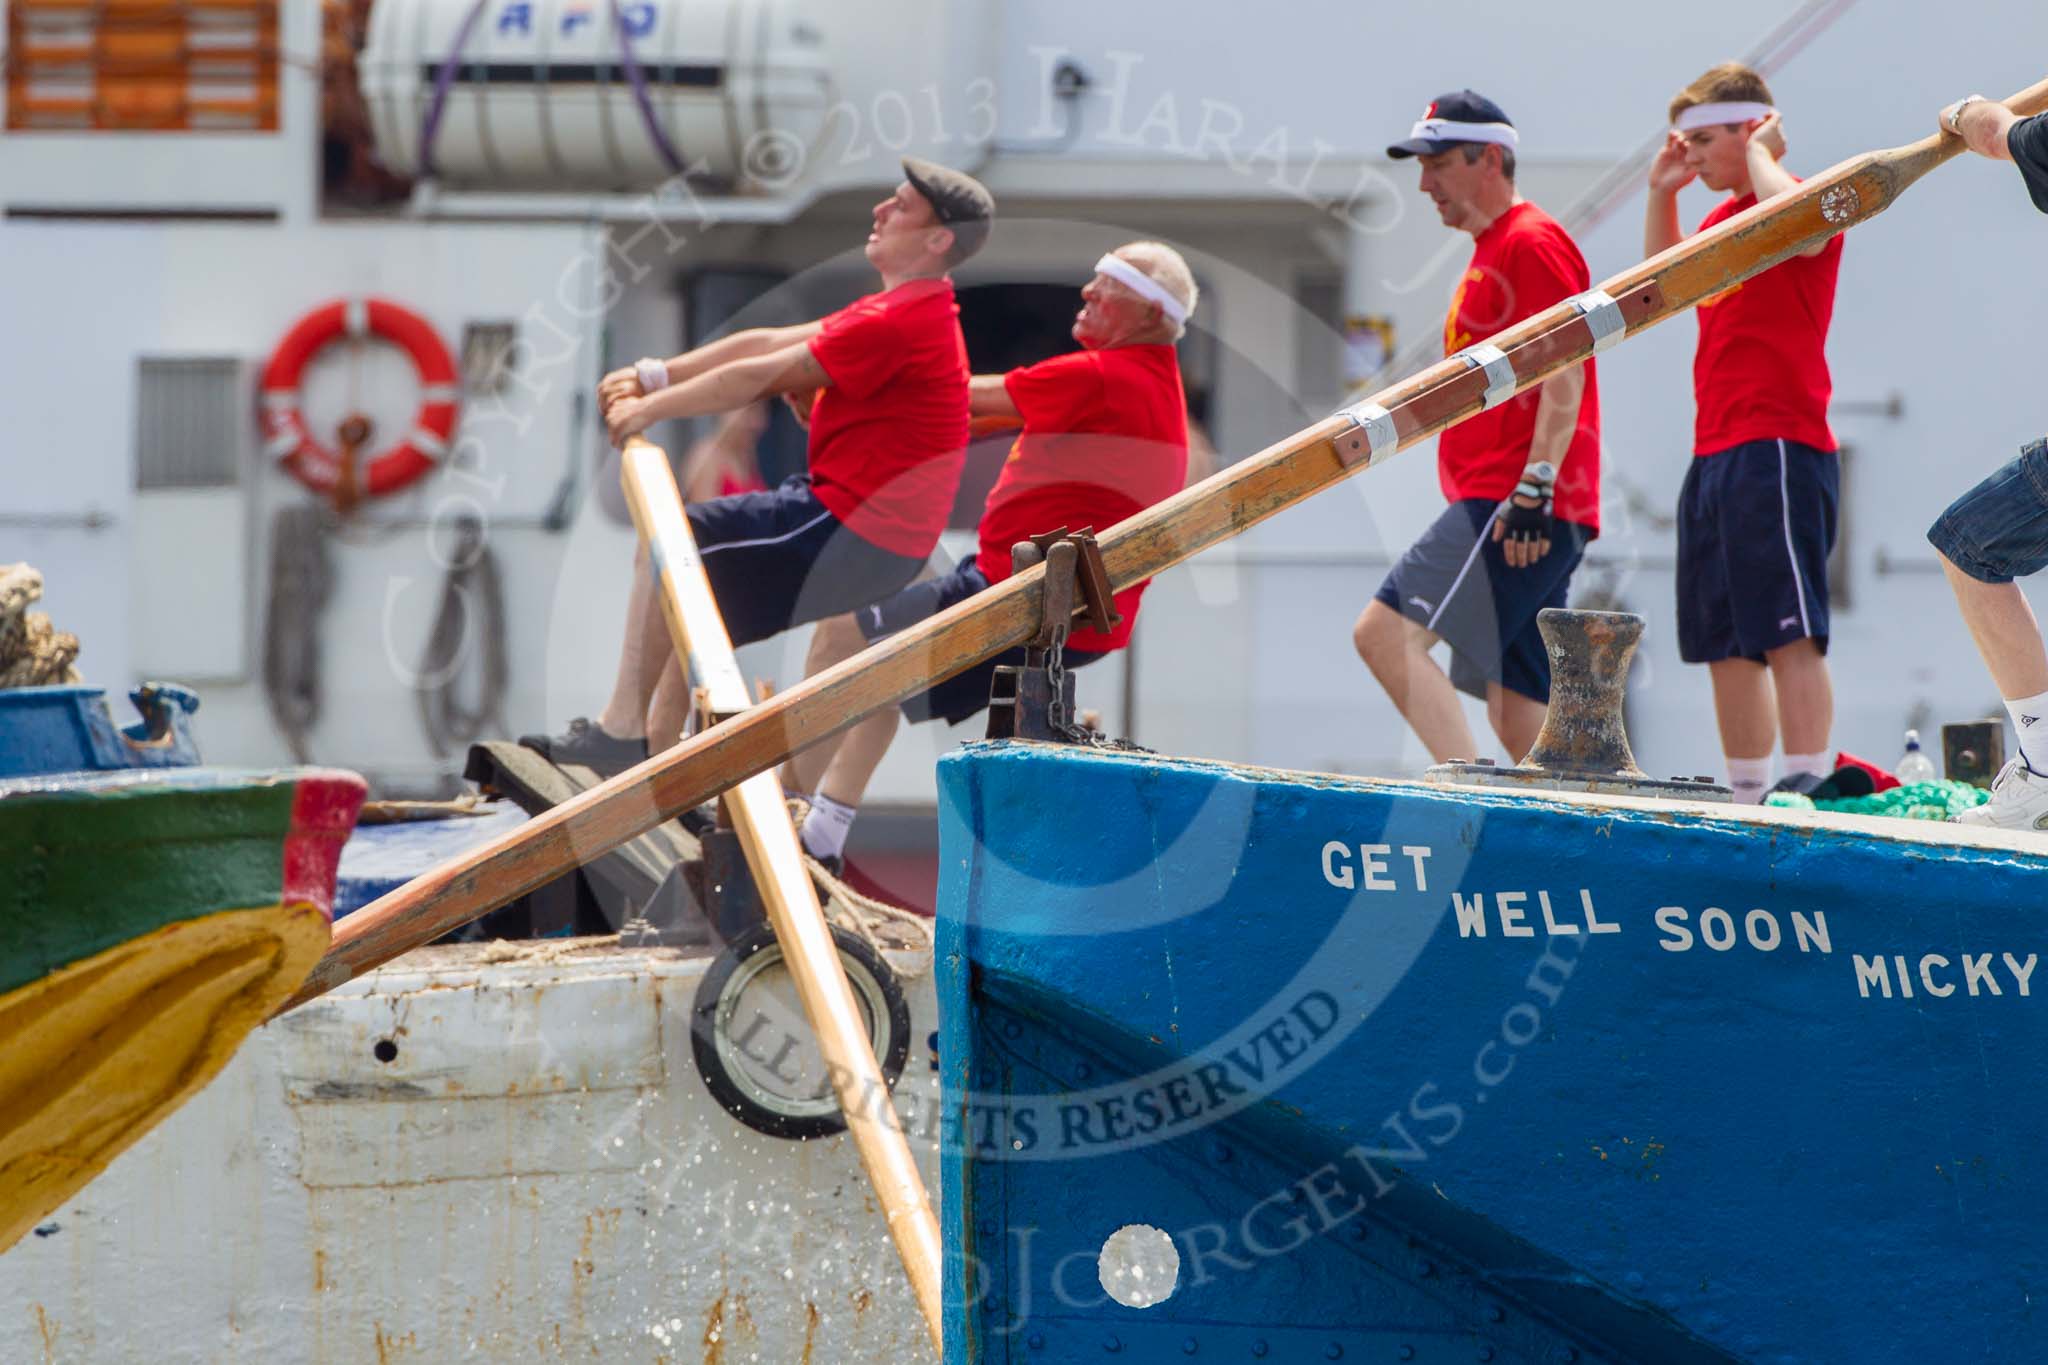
[1947,95,1983,136]
[1518,461,1556,492]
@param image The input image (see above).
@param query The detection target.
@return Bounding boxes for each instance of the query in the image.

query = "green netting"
[1763,779,1989,821]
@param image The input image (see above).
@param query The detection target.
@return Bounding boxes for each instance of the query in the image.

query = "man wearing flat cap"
[522,159,995,773]
[1353,90,1602,768]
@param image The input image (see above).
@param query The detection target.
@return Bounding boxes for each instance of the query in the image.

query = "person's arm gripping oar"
[282,75,2048,1012]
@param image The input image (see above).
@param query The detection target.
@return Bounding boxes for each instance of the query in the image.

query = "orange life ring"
[260,298,459,500]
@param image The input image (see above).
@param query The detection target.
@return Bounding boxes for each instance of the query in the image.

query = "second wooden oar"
[281,75,2048,1010]
[620,439,945,1354]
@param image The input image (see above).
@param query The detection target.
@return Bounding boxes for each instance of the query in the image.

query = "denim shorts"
[1928,438,2048,584]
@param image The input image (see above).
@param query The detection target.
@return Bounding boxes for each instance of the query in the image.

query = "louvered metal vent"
[136,356,242,489]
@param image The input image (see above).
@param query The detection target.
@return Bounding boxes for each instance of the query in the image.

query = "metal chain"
[1038,624,1153,752]
[1044,626,1069,735]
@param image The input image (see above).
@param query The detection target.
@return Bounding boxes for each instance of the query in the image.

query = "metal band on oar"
[620,441,945,1352]
[279,74,2048,1022]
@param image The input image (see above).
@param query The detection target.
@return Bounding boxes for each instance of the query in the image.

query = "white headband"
[1093,253,1188,325]
[1674,101,1776,132]
[1409,117,1520,149]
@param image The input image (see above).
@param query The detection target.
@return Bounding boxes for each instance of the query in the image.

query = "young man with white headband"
[1926,91,2048,829]
[1646,62,1843,804]
[518,158,992,775]
[781,242,1195,869]
[1354,90,1602,765]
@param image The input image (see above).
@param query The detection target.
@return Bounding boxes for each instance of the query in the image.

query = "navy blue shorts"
[686,476,926,648]
[1676,439,1838,665]
[1928,438,2048,584]
[1372,499,1592,704]
[856,559,1104,725]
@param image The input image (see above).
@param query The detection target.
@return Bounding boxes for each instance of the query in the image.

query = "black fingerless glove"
[1499,488,1553,546]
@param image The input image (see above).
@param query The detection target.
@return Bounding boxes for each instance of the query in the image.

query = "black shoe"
[517,717,648,778]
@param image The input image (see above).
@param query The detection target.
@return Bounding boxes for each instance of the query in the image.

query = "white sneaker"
[1952,758,2048,830]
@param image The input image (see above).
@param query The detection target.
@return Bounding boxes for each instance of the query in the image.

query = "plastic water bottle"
[1896,729,1937,784]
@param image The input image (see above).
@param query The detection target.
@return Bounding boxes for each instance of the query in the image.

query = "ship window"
[135,357,243,490]
[5,0,280,132]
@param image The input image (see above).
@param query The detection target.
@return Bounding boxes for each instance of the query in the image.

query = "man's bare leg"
[1708,657,1777,801]
[595,541,668,740]
[1353,600,1481,763]
[1942,556,2048,699]
[780,614,868,795]
[780,615,895,862]
[1765,637,1833,760]
[815,707,904,813]
[1486,684,1547,764]
[644,650,688,753]
[1940,554,2048,820]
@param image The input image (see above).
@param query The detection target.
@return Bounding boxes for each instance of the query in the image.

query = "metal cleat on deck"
[1426,608,1728,801]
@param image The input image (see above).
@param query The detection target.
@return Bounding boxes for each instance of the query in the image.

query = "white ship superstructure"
[10,0,2045,827]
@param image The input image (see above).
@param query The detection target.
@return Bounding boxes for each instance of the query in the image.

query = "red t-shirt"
[1438,201,1602,530]
[977,344,1188,651]
[805,278,971,557]
[1691,190,1843,456]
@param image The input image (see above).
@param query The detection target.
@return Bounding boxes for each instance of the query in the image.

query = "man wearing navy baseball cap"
[1354,90,1604,766]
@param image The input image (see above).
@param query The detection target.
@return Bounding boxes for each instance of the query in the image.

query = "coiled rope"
[1766,779,1989,821]
[261,505,333,762]
[414,514,508,759]
[786,797,935,977]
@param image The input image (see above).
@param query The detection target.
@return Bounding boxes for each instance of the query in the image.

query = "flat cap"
[901,157,995,228]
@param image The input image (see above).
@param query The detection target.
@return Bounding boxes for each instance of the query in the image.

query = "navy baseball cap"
[1387,90,1519,159]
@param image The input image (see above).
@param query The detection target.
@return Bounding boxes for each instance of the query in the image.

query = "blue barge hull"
[936,742,2048,1363]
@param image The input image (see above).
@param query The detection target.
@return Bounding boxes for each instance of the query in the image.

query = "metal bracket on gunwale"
[986,530,1119,743]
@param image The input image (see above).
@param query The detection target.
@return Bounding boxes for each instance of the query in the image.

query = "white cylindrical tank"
[358,0,834,190]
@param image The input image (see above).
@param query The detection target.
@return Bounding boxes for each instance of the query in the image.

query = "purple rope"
[610,0,688,175]
[418,0,492,179]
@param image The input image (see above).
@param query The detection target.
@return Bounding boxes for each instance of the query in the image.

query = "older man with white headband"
[781,241,1197,871]
[1646,61,1844,805]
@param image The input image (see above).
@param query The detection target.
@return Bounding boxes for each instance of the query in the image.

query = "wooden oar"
[282,76,2048,1012]
[620,440,945,1352]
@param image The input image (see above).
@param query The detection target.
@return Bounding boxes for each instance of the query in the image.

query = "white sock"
[1727,756,1773,805]
[800,794,858,861]
[1783,751,1830,779]
[2005,689,2048,774]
